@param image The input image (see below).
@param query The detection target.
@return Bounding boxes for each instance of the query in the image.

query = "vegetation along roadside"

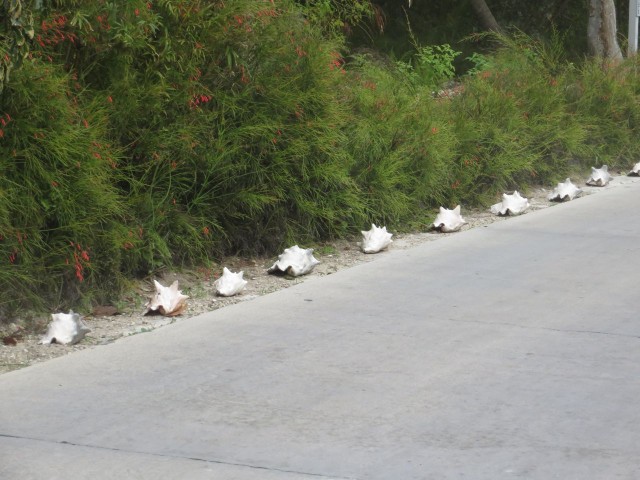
[0,0,638,319]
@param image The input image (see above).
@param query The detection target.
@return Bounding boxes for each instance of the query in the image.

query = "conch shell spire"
[144,280,189,316]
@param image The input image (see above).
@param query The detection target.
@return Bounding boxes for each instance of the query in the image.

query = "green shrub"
[445,32,589,199]
[35,0,368,263]
[567,59,640,166]
[0,59,124,312]
[3,5,640,314]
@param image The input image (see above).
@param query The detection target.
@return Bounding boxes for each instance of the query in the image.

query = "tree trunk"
[587,0,623,61]
[469,0,503,34]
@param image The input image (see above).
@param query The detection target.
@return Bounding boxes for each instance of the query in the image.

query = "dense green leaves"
[1,1,640,313]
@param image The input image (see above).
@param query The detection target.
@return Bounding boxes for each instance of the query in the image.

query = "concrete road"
[2,180,640,480]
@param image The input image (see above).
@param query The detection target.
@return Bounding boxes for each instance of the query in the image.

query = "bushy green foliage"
[2,3,640,314]
[448,43,587,193]
[345,54,461,228]
[345,31,640,229]
[0,60,124,311]
[295,0,371,38]
[396,44,461,89]
[459,32,640,179]
[567,60,640,164]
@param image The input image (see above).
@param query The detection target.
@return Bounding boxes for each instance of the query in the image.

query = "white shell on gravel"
[267,245,319,277]
[361,224,393,254]
[39,310,90,345]
[214,267,247,297]
[432,205,467,233]
[628,162,640,176]
[490,191,530,216]
[547,178,582,202]
[586,165,610,186]
[144,280,189,316]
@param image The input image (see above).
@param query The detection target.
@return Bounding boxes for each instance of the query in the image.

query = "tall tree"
[469,0,503,34]
[587,0,623,60]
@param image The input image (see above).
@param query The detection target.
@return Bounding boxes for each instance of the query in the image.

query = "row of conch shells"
[586,165,610,186]
[40,162,622,347]
[548,178,582,202]
[268,245,320,277]
[40,311,91,345]
[144,280,189,316]
[432,205,467,232]
[40,162,628,346]
[491,191,530,216]
[361,224,393,253]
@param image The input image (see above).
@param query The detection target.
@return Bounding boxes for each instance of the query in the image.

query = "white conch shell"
[361,224,393,253]
[490,191,530,216]
[586,165,610,186]
[547,178,582,202]
[144,280,189,316]
[267,245,319,277]
[214,267,247,297]
[432,205,467,233]
[39,310,90,345]
[628,161,640,176]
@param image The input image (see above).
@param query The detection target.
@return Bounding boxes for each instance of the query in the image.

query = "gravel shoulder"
[1,174,634,375]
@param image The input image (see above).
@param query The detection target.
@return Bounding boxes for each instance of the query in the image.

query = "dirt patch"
[0,176,632,374]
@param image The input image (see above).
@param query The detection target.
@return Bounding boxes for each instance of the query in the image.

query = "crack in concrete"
[0,433,357,480]
[449,318,640,339]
